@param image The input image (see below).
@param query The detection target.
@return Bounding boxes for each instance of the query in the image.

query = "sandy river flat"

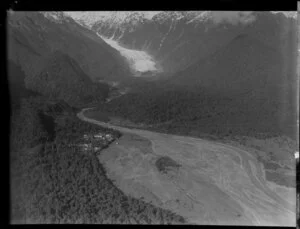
[78,109,296,226]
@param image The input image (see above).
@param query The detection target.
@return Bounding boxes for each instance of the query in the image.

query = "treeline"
[10,98,186,224]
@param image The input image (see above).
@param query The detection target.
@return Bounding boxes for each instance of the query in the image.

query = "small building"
[94,147,101,151]
[105,134,113,141]
[94,134,105,139]
[83,134,89,139]
[81,143,92,151]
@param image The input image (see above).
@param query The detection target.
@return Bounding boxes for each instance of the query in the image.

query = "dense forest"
[102,83,297,140]
[10,96,186,224]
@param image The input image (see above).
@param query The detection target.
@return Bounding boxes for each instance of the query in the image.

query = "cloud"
[210,11,256,25]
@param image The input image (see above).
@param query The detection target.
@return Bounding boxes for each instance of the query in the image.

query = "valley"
[78,108,296,226]
[8,11,297,225]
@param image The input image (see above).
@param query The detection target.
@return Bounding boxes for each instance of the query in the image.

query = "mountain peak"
[64,11,162,28]
[41,12,68,23]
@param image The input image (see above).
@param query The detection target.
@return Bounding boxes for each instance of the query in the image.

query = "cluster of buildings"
[80,132,114,153]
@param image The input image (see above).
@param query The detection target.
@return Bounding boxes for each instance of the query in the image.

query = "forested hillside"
[10,99,186,224]
[8,11,130,81]
[100,23,297,140]
[29,51,110,107]
[102,79,297,140]
[8,60,40,111]
[7,11,131,108]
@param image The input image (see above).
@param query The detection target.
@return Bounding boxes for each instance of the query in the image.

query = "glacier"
[97,33,159,76]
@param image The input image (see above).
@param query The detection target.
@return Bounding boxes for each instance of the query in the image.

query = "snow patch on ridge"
[97,33,160,76]
[65,11,162,28]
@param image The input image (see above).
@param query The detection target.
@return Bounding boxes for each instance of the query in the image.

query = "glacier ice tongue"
[97,33,159,76]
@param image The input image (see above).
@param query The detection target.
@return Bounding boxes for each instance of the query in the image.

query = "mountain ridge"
[7,11,133,107]
[66,11,296,29]
[8,11,131,82]
[84,11,296,76]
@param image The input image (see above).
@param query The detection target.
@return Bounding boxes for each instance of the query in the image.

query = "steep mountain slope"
[28,51,110,107]
[7,11,134,107]
[86,11,296,77]
[8,11,130,82]
[90,11,236,75]
[167,16,297,135]
[171,34,282,94]
[8,60,40,111]
[100,18,297,139]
